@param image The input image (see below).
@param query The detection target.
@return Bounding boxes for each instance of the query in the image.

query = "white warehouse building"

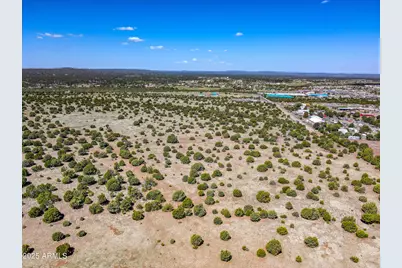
[308,115,324,124]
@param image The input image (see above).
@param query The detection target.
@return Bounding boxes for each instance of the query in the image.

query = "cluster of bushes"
[361,202,380,224]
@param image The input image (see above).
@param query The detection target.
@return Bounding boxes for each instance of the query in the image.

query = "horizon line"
[22,67,380,76]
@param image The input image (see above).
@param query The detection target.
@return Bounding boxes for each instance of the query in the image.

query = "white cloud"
[37,36,43,39]
[128,37,144,42]
[208,50,212,52]
[38,33,63,38]
[235,32,243,36]
[150,45,164,50]
[121,42,129,45]
[192,58,197,61]
[321,0,329,3]
[115,26,136,31]
[175,60,188,64]
[224,49,228,52]
[190,48,199,51]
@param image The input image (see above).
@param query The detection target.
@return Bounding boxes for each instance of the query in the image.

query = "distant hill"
[22,68,380,80]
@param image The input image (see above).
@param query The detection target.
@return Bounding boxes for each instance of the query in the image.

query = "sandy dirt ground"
[22,95,380,268]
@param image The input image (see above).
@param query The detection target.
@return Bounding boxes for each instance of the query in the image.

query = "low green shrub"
[56,243,73,256]
[250,212,261,222]
[204,196,215,205]
[361,213,380,224]
[233,189,242,197]
[301,208,320,220]
[361,202,378,214]
[77,230,87,237]
[182,198,194,208]
[267,210,278,219]
[28,207,43,218]
[214,217,223,225]
[193,204,207,217]
[257,248,266,258]
[235,208,245,217]
[276,226,288,235]
[304,236,319,248]
[172,206,186,219]
[256,191,271,203]
[190,234,204,249]
[373,184,380,194]
[356,229,369,238]
[132,210,144,221]
[278,177,289,184]
[221,208,231,218]
[22,244,33,254]
[89,203,104,214]
[342,221,358,233]
[257,164,268,172]
[52,232,65,241]
[220,250,232,262]
[220,230,231,241]
[172,190,186,202]
[266,239,282,256]
[350,256,359,263]
[43,207,63,223]
[259,210,268,219]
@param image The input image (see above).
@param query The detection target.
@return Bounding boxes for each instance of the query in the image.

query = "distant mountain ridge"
[22,68,380,79]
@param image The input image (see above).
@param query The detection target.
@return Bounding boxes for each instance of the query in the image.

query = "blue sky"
[23,0,380,73]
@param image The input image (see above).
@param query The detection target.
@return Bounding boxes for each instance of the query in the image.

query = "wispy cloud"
[321,0,329,3]
[128,37,144,42]
[235,32,243,36]
[175,60,188,64]
[192,58,197,61]
[208,50,212,52]
[121,42,129,45]
[114,26,136,31]
[190,48,199,51]
[150,45,164,50]
[38,32,64,38]
[224,49,228,52]
[37,36,43,39]
[67,33,83,37]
